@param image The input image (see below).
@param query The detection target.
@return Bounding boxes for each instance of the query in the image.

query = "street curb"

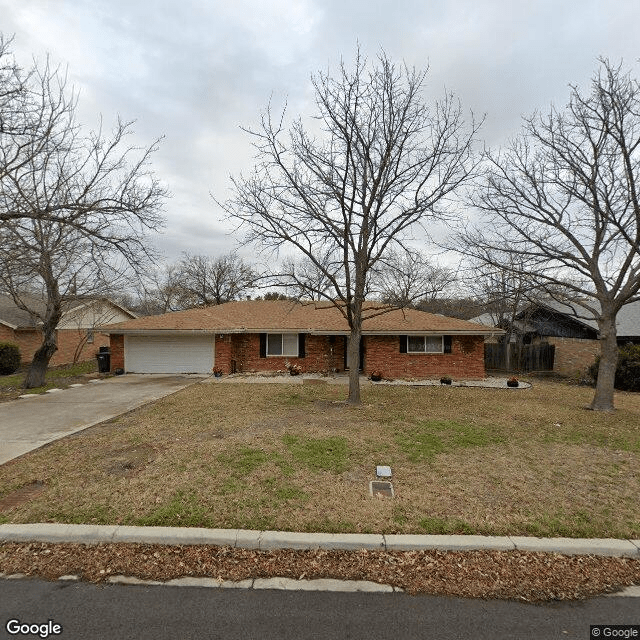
[1,524,639,557]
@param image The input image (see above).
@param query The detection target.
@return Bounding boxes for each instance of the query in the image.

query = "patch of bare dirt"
[104,444,158,477]
[0,482,46,512]
[1,542,639,602]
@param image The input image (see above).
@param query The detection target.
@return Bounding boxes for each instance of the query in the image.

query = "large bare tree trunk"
[347,325,362,405]
[23,296,62,389]
[24,326,58,388]
[590,315,618,411]
[503,332,511,372]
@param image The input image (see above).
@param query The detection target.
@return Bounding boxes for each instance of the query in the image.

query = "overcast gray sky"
[3,0,639,263]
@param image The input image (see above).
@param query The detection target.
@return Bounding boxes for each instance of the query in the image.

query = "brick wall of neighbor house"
[214,333,346,374]
[544,337,600,377]
[50,330,109,366]
[0,326,107,367]
[365,335,486,379]
[0,325,20,346]
[109,334,125,371]
[5,329,42,365]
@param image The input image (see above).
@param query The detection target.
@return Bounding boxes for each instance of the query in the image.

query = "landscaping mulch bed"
[1,542,639,602]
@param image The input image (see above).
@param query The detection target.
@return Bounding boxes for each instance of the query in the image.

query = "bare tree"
[468,257,539,326]
[66,298,135,364]
[282,252,341,301]
[0,41,166,388]
[417,296,485,319]
[456,59,640,410]
[462,256,540,370]
[175,252,256,307]
[222,50,479,403]
[0,35,60,187]
[129,264,184,315]
[114,253,257,314]
[1,35,165,254]
[0,217,131,386]
[256,291,294,301]
[374,250,457,307]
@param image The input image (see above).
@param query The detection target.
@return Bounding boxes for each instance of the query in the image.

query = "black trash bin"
[96,350,111,373]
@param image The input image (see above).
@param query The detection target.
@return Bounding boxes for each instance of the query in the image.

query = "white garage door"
[125,335,214,374]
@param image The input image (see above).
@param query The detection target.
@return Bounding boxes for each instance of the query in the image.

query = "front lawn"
[1,379,639,538]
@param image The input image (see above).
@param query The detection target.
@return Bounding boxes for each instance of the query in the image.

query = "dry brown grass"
[1,379,639,538]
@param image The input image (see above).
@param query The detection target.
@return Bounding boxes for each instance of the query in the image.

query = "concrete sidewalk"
[0,375,204,465]
[1,523,639,557]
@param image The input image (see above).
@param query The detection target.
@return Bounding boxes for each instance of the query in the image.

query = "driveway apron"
[0,375,203,465]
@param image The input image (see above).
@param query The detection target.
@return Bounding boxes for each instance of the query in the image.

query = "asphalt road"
[1,578,638,640]
[0,374,203,464]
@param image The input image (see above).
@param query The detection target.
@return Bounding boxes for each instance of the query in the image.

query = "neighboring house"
[103,300,501,379]
[471,299,640,376]
[0,294,137,367]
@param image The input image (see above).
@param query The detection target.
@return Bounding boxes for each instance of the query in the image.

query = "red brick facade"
[213,334,347,374]
[210,333,484,379]
[365,334,485,379]
[109,334,125,371]
[0,325,109,367]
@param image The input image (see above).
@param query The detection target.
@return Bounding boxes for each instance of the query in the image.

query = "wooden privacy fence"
[484,342,555,372]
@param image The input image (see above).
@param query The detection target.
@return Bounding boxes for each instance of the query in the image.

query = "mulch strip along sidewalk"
[1,542,639,602]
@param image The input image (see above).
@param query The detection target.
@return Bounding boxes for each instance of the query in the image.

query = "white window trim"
[266,333,299,357]
[407,335,444,354]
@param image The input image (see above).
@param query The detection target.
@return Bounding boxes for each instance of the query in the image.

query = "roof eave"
[104,327,504,336]
[103,329,219,335]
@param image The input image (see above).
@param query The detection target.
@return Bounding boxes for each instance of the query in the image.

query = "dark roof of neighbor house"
[103,300,501,336]
[0,294,136,330]
[470,298,640,338]
[535,299,640,337]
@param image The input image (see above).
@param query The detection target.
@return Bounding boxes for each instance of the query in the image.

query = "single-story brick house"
[103,300,501,379]
[0,294,136,367]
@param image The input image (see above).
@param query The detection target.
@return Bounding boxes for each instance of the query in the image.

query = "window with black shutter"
[263,333,299,356]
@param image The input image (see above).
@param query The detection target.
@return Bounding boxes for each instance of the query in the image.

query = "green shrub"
[589,344,640,392]
[0,342,21,375]
[616,344,640,391]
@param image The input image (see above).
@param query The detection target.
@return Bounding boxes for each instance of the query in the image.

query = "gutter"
[102,328,503,337]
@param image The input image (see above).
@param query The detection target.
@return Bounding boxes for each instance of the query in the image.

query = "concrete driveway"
[0,374,205,465]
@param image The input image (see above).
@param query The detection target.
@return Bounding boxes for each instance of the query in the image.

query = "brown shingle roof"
[103,300,500,335]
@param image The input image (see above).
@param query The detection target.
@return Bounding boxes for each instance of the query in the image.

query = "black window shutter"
[444,335,452,353]
[298,333,306,358]
[399,335,407,353]
[259,333,267,358]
